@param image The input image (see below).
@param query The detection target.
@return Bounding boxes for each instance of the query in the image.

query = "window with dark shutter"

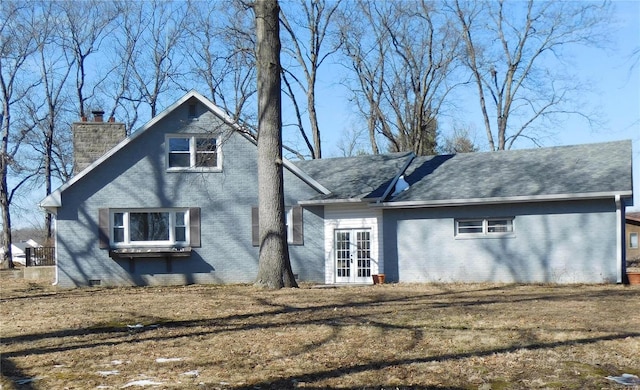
[252,206,303,246]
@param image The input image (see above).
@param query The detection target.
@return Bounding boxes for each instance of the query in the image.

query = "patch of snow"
[120,379,164,388]
[15,377,42,385]
[180,370,199,377]
[155,357,183,363]
[606,374,640,386]
[127,324,144,329]
[111,360,125,365]
[98,370,120,376]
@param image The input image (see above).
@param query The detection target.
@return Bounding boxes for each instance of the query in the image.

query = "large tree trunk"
[254,0,297,289]
[0,165,14,269]
[1,102,14,269]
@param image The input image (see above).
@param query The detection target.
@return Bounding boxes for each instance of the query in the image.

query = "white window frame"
[455,217,515,238]
[110,209,190,247]
[630,232,639,249]
[285,207,294,244]
[166,134,222,172]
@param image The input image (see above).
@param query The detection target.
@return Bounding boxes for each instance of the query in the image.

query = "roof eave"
[39,190,61,214]
[283,160,331,196]
[298,197,376,206]
[372,191,634,209]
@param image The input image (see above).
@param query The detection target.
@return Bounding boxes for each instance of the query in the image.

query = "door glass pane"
[336,231,350,278]
[356,231,371,278]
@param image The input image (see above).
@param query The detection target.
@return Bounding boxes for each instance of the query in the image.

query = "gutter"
[371,191,633,209]
[52,218,59,286]
[616,194,623,284]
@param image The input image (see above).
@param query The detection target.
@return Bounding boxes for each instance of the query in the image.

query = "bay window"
[99,208,200,248]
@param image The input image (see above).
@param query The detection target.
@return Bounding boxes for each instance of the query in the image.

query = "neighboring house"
[626,212,640,262]
[0,240,42,265]
[40,91,634,287]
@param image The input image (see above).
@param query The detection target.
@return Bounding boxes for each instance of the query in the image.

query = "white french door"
[335,229,372,283]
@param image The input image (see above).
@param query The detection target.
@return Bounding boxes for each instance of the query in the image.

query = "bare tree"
[184,0,257,122]
[254,0,297,289]
[336,126,369,157]
[439,126,479,154]
[339,1,388,155]
[57,0,117,119]
[26,1,74,240]
[452,0,611,150]
[132,0,189,118]
[104,0,188,131]
[280,0,343,159]
[0,1,40,267]
[340,0,459,156]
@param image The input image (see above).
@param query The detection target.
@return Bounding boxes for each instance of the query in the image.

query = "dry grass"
[1,278,639,390]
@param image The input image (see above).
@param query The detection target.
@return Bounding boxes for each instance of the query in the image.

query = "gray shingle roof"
[292,152,412,201]
[392,140,632,203]
[293,141,633,205]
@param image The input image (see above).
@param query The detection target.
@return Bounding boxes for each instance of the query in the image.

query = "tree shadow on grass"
[1,356,36,390]
[2,285,639,388]
[229,331,640,390]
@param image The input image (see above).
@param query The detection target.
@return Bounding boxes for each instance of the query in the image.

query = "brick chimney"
[73,112,126,175]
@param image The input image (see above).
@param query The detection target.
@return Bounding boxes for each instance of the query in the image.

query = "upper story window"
[455,217,514,238]
[166,135,221,171]
[630,232,639,249]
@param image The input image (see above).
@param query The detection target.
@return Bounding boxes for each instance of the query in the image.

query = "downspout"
[615,195,623,284]
[52,216,59,286]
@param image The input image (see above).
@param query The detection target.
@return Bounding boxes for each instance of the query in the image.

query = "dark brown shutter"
[98,208,110,249]
[189,207,201,248]
[252,206,259,246]
[291,205,303,245]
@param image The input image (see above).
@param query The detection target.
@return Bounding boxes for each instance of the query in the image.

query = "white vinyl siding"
[323,204,382,284]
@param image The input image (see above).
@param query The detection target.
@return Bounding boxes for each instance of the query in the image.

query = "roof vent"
[392,175,410,196]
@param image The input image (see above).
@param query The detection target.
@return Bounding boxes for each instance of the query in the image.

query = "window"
[630,232,639,249]
[252,206,303,246]
[167,135,220,170]
[99,208,201,248]
[456,218,514,237]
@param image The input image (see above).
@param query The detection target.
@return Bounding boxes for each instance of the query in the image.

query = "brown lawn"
[1,277,639,389]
